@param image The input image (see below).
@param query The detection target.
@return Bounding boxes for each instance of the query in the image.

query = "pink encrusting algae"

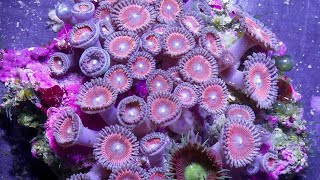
[0,0,309,179]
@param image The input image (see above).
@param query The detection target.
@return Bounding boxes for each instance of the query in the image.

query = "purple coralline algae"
[0,0,309,179]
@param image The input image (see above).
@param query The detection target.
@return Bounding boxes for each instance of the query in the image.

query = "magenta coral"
[157,0,183,24]
[146,69,173,93]
[244,53,278,109]
[226,104,256,122]
[53,109,99,147]
[104,64,133,94]
[93,125,139,170]
[163,27,196,57]
[199,78,229,115]
[212,116,262,168]
[79,47,111,77]
[140,132,170,167]
[127,52,156,80]
[141,31,163,56]
[104,31,140,62]
[117,96,151,137]
[147,92,182,127]
[70,22,100,49]
[72,2,95,23]
[111,0,157,33]
[109,165,148,180]
[179,48,218,84]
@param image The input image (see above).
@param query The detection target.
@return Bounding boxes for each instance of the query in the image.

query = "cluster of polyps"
[52,0,282,179]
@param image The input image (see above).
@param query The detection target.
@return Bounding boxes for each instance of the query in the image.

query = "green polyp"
[274,55,294,72]
[273,101,285,114]
[184,163,207,180]
[283,103,295,116]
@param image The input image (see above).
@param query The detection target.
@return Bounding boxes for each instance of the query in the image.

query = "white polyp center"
[181,92,188,99]
[158,105,168,114]
[233,135,244,148]
[173,41,181,49]
[102,27,109,33]
[128,108,138,117]
[80,31,90,39]
[57,60,62,65]
[254,28,264,39]
[147,41,153,46]
[206,42,211,47]
[132,13,139,19]
[148,141,160,150]
[67,126,73,135]
[166,5,172,11]
[155,81,162,88]
[115,75,124,84]
[138,62,144,68]
[119,43,128,52]
[209,92,217,100]
[93,95,104,105]
[92,59,98,65]
[236,114,244,118]
[111,141,124,154]
[186,22,193,28]
[193,63,203,73]
[253,74,263,88]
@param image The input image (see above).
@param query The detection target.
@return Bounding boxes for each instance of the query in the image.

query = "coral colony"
[0,0,308,179]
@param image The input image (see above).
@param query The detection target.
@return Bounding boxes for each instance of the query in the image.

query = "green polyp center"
[184,163,207,180]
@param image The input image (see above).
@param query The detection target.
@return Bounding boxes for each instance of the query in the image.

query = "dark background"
[0,0,319,179]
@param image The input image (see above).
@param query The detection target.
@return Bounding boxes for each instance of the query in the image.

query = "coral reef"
[0,0,309,179]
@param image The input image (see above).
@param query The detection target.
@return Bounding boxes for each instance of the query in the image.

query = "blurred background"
[0,0,319,179]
